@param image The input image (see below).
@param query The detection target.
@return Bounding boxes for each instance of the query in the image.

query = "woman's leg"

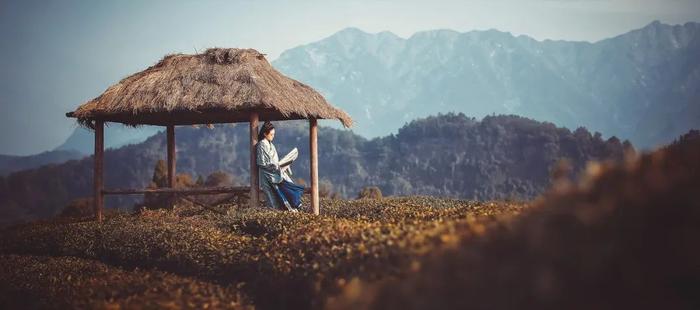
[272,183,294,211]
[260,181,283,210]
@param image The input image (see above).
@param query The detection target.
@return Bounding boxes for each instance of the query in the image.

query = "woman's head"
[258,121,275,142]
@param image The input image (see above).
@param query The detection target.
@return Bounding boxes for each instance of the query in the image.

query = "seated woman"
[256,121,304,212]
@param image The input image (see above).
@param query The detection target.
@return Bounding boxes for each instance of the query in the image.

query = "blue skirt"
[272,180,305,209]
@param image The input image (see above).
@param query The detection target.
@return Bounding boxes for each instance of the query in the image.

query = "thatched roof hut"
[66,48,352,220]
[67,48,352,129]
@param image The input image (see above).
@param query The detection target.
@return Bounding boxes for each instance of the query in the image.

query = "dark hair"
[258,121,275,141]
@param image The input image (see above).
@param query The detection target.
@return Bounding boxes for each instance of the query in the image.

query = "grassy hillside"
[0,196,525,309]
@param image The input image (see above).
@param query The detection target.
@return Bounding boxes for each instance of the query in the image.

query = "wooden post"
[94,119,104,222]
[166,125,176,208]
[309,118,319,215]
[167,125,176,187]
[249,112,259,208]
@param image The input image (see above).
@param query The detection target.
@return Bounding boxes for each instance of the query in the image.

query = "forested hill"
[0,149,84,176]
[0,113,628,225]
[368,113,629,198]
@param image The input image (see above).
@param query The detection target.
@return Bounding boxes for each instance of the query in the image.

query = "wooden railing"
[102,186,250,195]
[102,186,311,196]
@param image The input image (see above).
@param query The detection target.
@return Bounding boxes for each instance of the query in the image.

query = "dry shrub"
[151,159,167,187]
[204,171,235,187]
[319,179,333,198]
[357,186,383,200]
[191,171,238,207]
[139,159,199,210]
[59,197,93,218]
[175,173,196,188]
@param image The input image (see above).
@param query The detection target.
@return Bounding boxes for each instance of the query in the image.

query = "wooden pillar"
[167,125,176,188]
[249,112,259,208]
[309,118,319,215]
[94,119,104,222]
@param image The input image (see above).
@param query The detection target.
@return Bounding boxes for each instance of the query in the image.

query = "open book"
[279,147,298,168]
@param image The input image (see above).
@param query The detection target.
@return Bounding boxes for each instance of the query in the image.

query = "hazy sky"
[1,0,699,155]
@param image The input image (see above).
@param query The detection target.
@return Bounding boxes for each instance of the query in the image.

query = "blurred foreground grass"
[329,131,700,310]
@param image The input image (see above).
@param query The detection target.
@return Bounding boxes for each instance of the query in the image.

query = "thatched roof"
[66,48,352,129]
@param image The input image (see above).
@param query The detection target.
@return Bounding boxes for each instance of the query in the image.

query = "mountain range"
[273,20,699,149]
[35,20,698,169]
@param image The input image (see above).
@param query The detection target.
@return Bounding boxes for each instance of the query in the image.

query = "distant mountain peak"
[376,30,401,39]
[640,19,698,32]
[610,19,699,47]
[336,26,368,35]
[411,28,461,37]
[331,27,404,41]
[641,20,668,33]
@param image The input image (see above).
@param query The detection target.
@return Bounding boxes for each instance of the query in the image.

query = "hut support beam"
[167,125,176,208]
[249,112,259,208]
[167,125,176,187]
[94,120,104,222]
[310,118,319,215]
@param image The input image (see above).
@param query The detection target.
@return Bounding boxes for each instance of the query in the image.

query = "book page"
[279,147,298,167]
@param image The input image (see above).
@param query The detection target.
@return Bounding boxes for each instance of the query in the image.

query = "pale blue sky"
[1,0,699,155]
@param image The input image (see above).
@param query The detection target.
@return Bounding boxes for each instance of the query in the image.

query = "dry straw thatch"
[66,48,352,129]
